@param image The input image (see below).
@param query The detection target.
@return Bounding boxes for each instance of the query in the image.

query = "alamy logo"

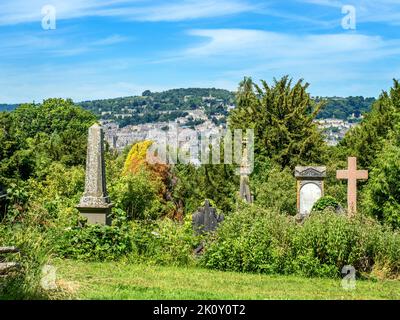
[41,5,56,30]
[341,5,356,30]
[40,265,57,290]
[341,265,356,290]
[145,128,254,175]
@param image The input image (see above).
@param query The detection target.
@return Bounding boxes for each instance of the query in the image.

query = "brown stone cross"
[336,157,368,216]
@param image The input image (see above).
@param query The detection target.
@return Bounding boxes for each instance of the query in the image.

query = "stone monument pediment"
[295,166,326,179]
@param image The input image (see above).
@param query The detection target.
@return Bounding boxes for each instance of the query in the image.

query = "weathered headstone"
[192,200,224,235]
[295,166,326,217]
[239,139,253,203]
[77,124,113,225]
[337,157,368,216]
[0,185,7,219]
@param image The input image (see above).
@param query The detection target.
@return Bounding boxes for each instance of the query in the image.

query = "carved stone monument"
[295,166,326,217]
[337,157,368,216]
[239,138,253,203]
[192,200,224,236]
[77,124,113,225]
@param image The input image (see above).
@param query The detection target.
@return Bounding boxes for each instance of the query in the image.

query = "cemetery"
[1,77,400,300]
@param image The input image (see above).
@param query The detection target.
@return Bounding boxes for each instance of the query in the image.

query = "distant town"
[0,88,373,152]
[99,92,368,156]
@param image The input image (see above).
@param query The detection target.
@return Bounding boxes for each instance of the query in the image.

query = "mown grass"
[54,260,400,300]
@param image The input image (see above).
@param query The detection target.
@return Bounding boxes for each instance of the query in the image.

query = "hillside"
[1,90,376,125]
[78,90,375,126]
[78,88,235,127]
[0,104,18,112]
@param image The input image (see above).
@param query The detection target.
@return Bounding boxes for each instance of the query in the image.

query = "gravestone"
[192,200,224,235]
[295,166,326,217]
[0,185,6,219]
[76,124,113,225]
[239,138,253,203]
[337,157,368,216]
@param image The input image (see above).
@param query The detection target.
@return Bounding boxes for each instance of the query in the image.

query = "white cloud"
[0,0,256,25]
[184,28,400,61]
[92,34,129,46]
[298,0,400,25]
[0,31,130,58]
[173,28,400,96]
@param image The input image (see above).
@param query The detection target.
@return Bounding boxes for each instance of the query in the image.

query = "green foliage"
[201,206,400,278]
[128,217,199,266]
[56,223,133,262]
[316,96,375,120]
[312,196,340,212]
[172,163,238,215]
[339,79,400,169]
[0,224,51,299]
[109,170,166,220]
[252,164,297,215]
[0,99,96,185]
[362,142,400,229]
[229,76,327,169]
[79,88,234,127]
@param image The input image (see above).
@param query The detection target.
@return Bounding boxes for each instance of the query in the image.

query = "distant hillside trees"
[316,96,375,120]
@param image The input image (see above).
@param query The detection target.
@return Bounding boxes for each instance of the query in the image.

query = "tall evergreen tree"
[229,76,326,169]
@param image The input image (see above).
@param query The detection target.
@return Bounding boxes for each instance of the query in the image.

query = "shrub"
[0,224,51,299]
[201,206,400,278]
[252,165,297,215]
[109,170,166,220]
[201,207,295,274]
[312,196,340,212]
[55,223,132,262]
[128,216,200,266]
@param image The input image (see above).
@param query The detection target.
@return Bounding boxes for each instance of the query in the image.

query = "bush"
[201,206,400,278]
[55,223,132,262]
[252,165,297,215]
[128,216,200,266]
[109,170,166,220]
[201,207,295,274]
[0,224,51,299]
[312,196,340,212]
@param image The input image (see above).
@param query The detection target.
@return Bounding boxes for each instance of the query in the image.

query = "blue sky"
[0,0,400,103]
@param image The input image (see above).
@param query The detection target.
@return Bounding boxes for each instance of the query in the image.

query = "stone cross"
[192,200,224,235]
[77,124,113,225]
[295,166,326,217]
[239,138,253,203]
[337,157,368,216]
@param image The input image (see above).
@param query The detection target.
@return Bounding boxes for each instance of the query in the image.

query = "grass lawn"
[53,260,400,300]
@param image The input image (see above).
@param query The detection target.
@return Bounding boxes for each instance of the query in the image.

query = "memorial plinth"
[77,124,113,225]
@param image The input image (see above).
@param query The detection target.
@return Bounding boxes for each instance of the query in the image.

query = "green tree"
[229,76,327,169]
[0,98,96,184]
[339,80,400,170]
[362,142,400,229]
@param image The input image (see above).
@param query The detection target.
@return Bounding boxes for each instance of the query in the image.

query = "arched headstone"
[299,183,322,216]
[295,166,326,217]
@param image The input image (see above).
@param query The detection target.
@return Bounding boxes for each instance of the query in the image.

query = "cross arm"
[336,170,348,180]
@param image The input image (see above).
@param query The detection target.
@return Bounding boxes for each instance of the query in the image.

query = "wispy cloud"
[0,31,130,58]
[92,34,130,46]
[0,0,257,25]
[169,28,400,96]
[298,0,400,25]
[184,28,400,61]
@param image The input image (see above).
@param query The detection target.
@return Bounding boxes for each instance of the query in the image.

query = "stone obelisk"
[77,124,113,225]
[239,138,253,204]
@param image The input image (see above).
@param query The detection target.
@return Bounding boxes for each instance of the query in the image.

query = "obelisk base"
[76,205,113,225]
